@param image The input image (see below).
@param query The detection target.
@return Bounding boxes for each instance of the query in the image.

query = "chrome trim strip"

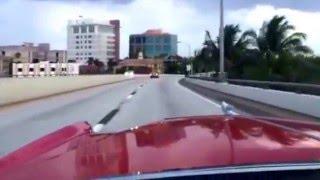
[221,101,238,115]
[104,162,320,180]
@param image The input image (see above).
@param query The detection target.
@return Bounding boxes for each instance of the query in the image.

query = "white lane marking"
[176,78,221,108]
[93,85,142,133]
[92,124,104,133]
[126,94,133,99]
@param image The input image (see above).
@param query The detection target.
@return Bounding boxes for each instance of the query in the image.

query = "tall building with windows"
[67,19,120,65]
[129,29,177,59]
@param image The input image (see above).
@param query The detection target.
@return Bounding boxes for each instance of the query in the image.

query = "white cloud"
[0,0,219,58]
[1,1,319,58]
[227,5,320,54]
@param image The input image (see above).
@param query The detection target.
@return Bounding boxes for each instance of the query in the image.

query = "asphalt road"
[0,75,223,156]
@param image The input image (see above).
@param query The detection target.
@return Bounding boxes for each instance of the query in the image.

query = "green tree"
[194,26,256,74]
[257,15,312,57]
[255,15,313,79]
[218,25,257,65]
[14,52,21,59]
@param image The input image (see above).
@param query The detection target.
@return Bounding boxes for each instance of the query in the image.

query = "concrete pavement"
[102,75,223,132]
[0,75,222,156]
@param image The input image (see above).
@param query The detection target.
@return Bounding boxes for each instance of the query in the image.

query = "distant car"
[124,71,134,77]
[150,72,159,78]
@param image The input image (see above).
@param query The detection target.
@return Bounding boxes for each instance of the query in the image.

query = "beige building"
[0,42,50,63]
[48,50,67,63]
[0,56,13,77]
[115,59,164,74]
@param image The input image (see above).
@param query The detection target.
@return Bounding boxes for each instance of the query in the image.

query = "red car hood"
[1,115,320,179]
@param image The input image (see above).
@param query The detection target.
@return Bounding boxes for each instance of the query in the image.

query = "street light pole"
[219,0,226,81]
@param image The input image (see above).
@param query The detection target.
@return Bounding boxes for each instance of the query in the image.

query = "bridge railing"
[189,75,320,96]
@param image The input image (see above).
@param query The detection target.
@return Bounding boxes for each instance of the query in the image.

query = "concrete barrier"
[186,78,320,118]
[0,75,132,106]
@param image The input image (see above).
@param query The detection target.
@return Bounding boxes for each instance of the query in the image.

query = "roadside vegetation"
[193,15,320,84]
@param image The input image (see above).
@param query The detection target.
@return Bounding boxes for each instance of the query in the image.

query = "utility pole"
[219,0,226,81]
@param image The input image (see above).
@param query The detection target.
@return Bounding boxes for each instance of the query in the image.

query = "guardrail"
[189,75,320,96]
[185,78,320,118]
[0,75,133,106]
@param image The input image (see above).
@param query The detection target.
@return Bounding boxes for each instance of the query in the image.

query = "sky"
[0,0,320,58]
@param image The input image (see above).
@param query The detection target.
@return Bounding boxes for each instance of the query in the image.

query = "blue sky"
[0,0,320,58]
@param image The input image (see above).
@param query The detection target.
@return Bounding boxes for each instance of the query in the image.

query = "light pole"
[218,0,226,81]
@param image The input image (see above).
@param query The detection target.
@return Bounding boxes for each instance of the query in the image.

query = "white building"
[67,19,117,66]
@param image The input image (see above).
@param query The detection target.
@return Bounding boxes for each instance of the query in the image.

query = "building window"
[89,25,95,33]
[107,51,114,56]
[76,46,79,49]
[163,45,171,52]
[156,45,161,50]
[88,52,92,55]
[1,51,5,56]
[88,35,92,38]
[76,53,79,55]
[88,40,92,44]
[81,25,87,33]
[88,46,92,49]
[142,37,146,43]
[155,37,161,43]
[84,40,87,43]
[18,68,23,72]
[84,35,87,38]
[146,37,154,43]
[135,37,141,43]
[76,41,79,44]
[84,46,87,49]
[144,45,154,56]
[164,36,170,43]
[40,68,45,72]
[76,35,79,39]
[73,26,79,33]
[51,67,56,71]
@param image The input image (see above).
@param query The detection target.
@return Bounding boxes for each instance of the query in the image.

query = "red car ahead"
[0,115,320,179]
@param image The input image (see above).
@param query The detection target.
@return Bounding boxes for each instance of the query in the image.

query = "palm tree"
[255,15,313,80]
[257,15,312,57]
[219,24,257,64]
[194,26,256,73]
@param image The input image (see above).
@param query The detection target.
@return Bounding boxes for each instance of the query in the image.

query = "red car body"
[0,115,320,179]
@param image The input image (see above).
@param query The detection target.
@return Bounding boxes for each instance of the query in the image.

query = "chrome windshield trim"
[103,162,320,180]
